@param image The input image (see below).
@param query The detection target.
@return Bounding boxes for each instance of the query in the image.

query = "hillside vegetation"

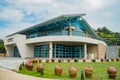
[96,26,120,42]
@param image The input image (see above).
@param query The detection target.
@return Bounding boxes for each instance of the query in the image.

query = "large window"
[34,44,49,58]
[26,18,86,39]
[13,47,21,57]
[53,44,84,58]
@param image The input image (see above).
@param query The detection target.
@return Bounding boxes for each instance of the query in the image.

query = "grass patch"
[19,62,120,80]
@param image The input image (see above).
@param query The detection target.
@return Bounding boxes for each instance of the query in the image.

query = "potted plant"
[92,59,96,62]
[25,60,33,68]
[84,66,93,78]
[37,64,44,75]
[27,63,33,71]
[58,58,62,63]
[107,67,117,79]
[51,58,55,62]
[116,58,119,61]
[111,58,114,62]
[101,58,104,62]
[69,66,77,78]
[37,64,44,72]
[46,58,49,63]
[74,58,78,62]
[32,58,38,63]
[39,58,42,63]
[83,58,86,62]
[55,66,62,76]
[106,59,109,62]
[67,58,71,62]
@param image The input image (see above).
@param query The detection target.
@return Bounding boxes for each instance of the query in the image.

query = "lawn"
[19,61,120,80]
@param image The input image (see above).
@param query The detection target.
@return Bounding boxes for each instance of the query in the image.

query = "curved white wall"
[26,36,100,44]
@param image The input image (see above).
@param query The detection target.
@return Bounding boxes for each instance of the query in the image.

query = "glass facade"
[13,47,21,57]
[26,18,86,39]
[53,44,84,58]
[34,43,84,58]
[34,44,49,57]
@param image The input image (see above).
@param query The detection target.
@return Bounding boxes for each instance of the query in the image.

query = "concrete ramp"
[0,57,24,71]
[106,46,119,59]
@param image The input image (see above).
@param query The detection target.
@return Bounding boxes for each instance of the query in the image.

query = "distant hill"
[95,26,120,45]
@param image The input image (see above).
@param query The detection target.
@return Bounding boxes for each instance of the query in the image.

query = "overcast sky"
[0,0,120,38]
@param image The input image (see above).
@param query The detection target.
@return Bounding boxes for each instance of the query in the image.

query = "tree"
[119,47,120,57]
[0,39,6,53]
[101,26,112,34]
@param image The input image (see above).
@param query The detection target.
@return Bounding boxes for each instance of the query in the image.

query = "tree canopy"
[0,39,6,53]
[96,26,120,45]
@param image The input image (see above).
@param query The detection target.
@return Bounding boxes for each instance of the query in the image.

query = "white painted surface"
[4,34,106,58]
[26,36,99,44]
[5,34,34,58]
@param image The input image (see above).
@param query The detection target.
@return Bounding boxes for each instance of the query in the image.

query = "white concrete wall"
[5,34,34,58]
[26,36,99,44]
[5,45,14,57]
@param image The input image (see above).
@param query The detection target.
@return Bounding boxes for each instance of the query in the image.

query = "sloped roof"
[7,13,99,39]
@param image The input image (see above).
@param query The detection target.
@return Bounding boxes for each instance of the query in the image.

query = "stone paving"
[0,57,24,70]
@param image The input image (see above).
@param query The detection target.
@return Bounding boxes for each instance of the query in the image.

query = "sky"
[0,0,120,38]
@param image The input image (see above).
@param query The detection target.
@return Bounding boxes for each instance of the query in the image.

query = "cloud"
[0,0,120,38]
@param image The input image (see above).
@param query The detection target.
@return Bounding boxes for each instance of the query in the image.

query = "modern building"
[4,14,107,59]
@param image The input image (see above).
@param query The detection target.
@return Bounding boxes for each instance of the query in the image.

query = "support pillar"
[84,43,87,59]
[49,42,53,59]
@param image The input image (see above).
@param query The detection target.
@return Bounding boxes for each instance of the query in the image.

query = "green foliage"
[19,62,120,80]
[96,27,120,44]
[0,39,6,53]
[40,68,44,75]
[19,64,23,71]
[81,70,84,80]
[119,47,120,57]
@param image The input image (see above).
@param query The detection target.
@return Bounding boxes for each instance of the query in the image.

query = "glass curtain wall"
[34,44,49,57]
[26,18,86,39]
[53,44,84,58]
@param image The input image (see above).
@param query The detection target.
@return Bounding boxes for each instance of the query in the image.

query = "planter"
[92,59,96,62]
[25,60,33,68]
[84,66,93,78]
[32,59,38,63]
[111,58,114,62]
[116,58,119,61]
[51,58,55,63]
[69,66,77,78]
[101,58,104,62]
[58,58,62,63]
[37,64,44,72]
[37,64,44,75]
[106,59,109,62]
[39,58,42,63]
[27,63,33,71]
[46,58,49,63]
[83,58,86,62]
[55,66,62,76]
[74,58,78,62]
[107,67,117,79]
[67,58,71,62]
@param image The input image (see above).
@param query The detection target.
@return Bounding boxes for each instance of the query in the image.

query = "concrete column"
[49,42,53,59]
[84,43,87,59]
